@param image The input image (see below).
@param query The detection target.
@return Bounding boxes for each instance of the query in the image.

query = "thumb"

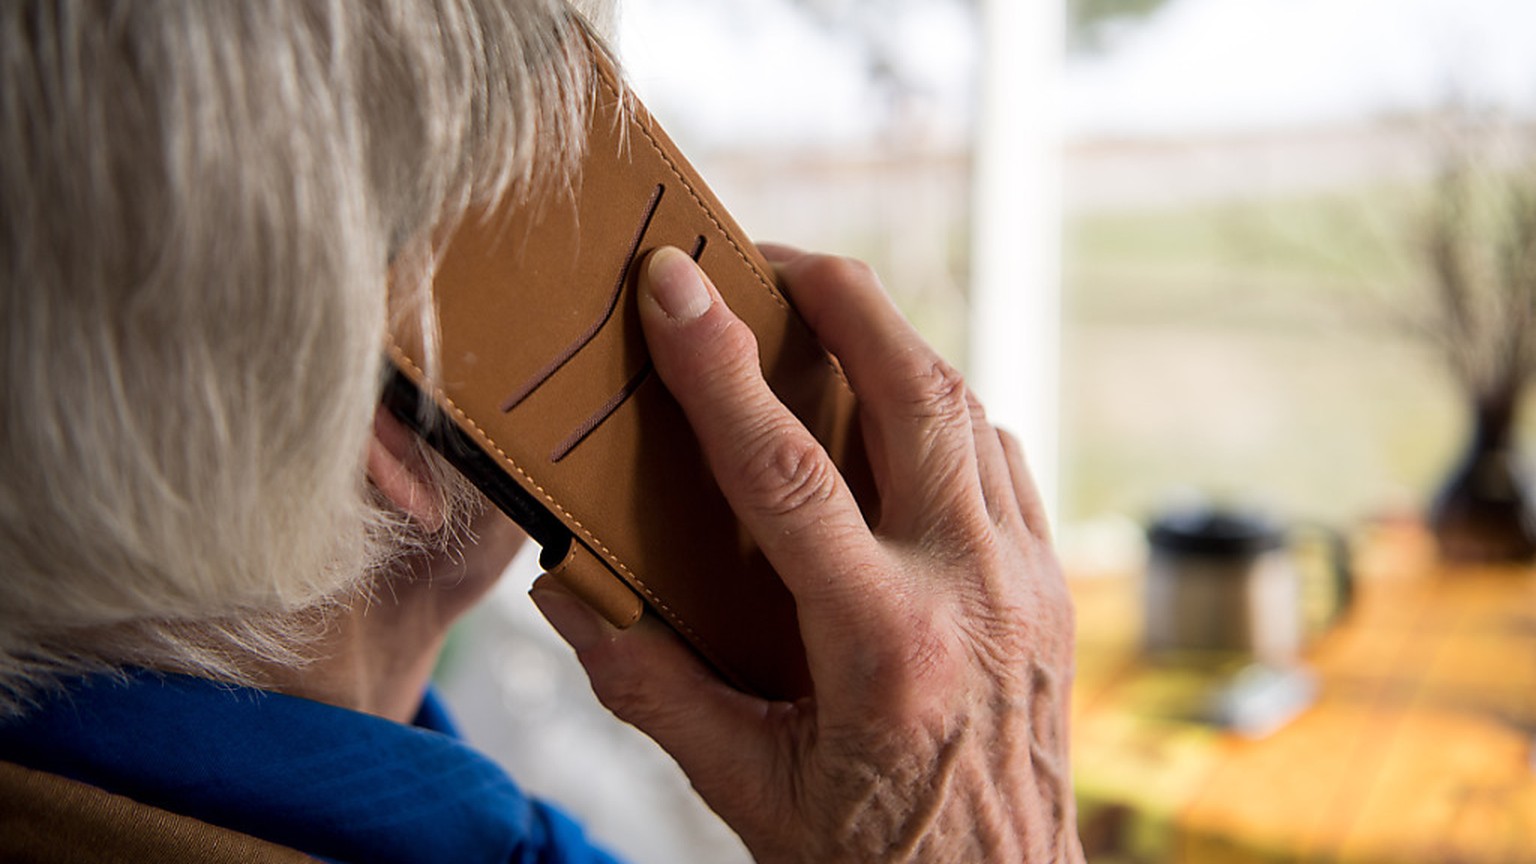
[529,585,784,810]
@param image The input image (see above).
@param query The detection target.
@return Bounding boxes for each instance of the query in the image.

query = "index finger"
[636,247,885,615]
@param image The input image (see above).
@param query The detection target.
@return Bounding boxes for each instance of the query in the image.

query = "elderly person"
[0,1,1081,862]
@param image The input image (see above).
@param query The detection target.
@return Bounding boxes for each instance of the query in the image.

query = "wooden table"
[1071,521,1536,863]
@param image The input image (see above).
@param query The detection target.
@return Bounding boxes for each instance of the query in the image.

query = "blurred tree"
[777,0,962,134]
[1406,114,1536,561]
[777,0,1172,77]
[1068,0,1172,51]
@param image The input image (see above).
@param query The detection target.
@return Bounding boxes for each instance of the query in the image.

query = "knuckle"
[793,253,882,291]
[899,358,970,426]
[712,315,761,366]
[866,617,1002,734]
[674,315,765,402]
[689,317,761,387]
[739,427,839,520]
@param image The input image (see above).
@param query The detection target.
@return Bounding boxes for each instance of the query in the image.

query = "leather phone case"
[385,46,873,701]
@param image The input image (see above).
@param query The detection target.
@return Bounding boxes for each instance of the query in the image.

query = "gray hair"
[0,0,609,713]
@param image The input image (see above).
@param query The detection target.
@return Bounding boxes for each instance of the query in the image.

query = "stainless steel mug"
[1143,507,1352,667]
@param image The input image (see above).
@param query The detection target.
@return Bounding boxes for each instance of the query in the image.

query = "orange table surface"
[1071,522,1536,864]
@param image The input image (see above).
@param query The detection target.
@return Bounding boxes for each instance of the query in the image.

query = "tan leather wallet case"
[384,49,873,701]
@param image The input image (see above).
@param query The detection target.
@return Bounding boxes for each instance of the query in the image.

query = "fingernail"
[530,587,606,652]
[645,246,713,321]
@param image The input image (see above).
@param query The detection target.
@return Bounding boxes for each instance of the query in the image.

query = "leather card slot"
[545,235,707,463]
[550,360,653,463]
[499,182,667,414]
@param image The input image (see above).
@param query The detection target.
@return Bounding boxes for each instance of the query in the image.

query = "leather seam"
[385,344,709,649]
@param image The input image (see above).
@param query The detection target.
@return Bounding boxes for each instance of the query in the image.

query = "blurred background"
[436,1,1536,861]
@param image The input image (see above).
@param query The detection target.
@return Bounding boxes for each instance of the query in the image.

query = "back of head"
[0,0,605,713]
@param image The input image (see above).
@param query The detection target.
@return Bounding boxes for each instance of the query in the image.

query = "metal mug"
[1142,506,1352,667]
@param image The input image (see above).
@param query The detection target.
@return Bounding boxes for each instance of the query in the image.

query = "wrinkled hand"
[531,245,1081,863]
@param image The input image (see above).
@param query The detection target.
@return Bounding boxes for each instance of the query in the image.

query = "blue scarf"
[0,669,624,864]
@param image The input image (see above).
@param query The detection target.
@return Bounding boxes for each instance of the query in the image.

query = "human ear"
[366,405,446,533]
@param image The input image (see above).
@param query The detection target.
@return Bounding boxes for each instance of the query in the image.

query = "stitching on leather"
[599,73,855,394]
[386,345,708,647]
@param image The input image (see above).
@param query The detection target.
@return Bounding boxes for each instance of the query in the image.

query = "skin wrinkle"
[911,495,992,560]
[830,762,889,856]
[1027,659,1074,860]
[962,392,1017,532]
[893,609,957,696]
[867,349,972,487]
[797,628,1076,863]
[959,749,1017,861]
[992,672,1053,858]
[540,246,1086,861]
[910,432,975,507]
[820,724,967,863]
[782,523,1075,863]
[742,425,843,522]
[888,729,966,861]
[909,360,970,424]
[960,616,1033,694]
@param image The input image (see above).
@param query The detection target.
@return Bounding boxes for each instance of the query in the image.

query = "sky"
[1067,0,1536,137]
[617,0,1536,148]
[617,0,975,148]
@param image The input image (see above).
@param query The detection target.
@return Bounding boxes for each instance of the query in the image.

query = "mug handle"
[1293,523,1355,635]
